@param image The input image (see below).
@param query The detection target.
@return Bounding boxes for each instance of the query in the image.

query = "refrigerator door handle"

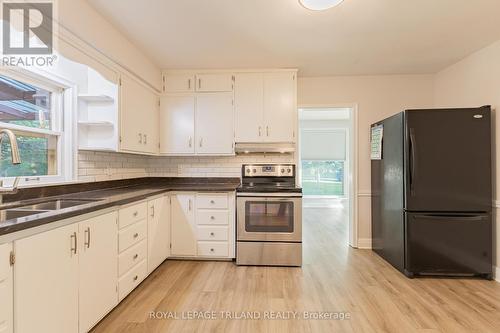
[409,128,416,195]
[416,214,486,221]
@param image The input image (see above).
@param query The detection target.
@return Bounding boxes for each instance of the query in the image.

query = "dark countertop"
[0,177,240,237]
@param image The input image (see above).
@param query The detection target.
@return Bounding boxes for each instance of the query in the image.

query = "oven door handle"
[236,192,303,198]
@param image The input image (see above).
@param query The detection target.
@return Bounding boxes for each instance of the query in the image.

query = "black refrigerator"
[371,106,493,279]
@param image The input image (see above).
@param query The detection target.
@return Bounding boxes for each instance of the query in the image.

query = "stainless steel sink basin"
[15,199,100,211]
[0,209,49,222]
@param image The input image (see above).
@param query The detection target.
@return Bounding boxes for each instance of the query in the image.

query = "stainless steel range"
[236,164,302,266]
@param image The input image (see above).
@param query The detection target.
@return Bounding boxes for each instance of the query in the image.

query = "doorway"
[298,107,356,247]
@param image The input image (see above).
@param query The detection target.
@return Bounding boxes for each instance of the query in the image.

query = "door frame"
[297,103,359,248]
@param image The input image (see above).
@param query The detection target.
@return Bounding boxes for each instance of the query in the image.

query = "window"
[0,69,74,185]
[301,161,345,196]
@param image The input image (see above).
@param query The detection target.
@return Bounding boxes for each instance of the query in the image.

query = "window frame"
[0,67,77,187]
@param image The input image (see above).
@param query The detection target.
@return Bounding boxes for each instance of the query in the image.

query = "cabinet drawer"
[196,210,229,225]
[119,220,147,252]
[196,194,228,209]
[197,226,229,241]
[197,241,229,257]
[118,239,147,277]
[118,259,147,300]
[119,202,148,229]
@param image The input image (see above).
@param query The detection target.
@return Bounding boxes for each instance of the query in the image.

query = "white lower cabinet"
[14,212,118,333]
[171,192,235,259]
[0,243,13,333]
[78,212,118,333]
[14,223,80,333]
[147,196,170,273]
[171,193,197,256]
[9,190,232,332]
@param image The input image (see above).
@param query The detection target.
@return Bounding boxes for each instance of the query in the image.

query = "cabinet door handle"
[189,136,192,148]
[198,78,201,89]
[259,126,262,137]
[210,200,215,204]
[188,199,192,211]
[144,134,148,145]
[133,254,139,260]
[188,79,191,90]
[151,205,155,218]
[138,133,143,144]
[70,232,77,255]
[84,227,91,249]
[133,275,138,282]
[210,248,215,252]
[133,233,139,239]
[133,211,138,217]
[266,126,269,137]
[210,216,215,220]
[210,232,215,237]
[199,138,203,148]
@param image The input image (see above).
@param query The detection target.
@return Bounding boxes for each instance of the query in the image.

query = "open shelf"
[78,120,114,127]
[78,94,114,103]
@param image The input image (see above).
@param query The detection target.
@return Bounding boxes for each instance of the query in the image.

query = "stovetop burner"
[238,164,302,193]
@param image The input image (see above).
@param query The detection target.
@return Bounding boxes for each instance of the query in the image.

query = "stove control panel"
[243,164,294,177]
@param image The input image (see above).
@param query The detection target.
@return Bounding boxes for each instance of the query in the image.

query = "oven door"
[237,195,302,242]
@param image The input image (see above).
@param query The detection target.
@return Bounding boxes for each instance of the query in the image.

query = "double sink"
[0,199,102,222]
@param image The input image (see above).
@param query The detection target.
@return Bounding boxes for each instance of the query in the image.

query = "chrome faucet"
[0,129,22,197]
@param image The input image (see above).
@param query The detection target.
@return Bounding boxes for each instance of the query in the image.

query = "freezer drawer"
[405,212,492,277]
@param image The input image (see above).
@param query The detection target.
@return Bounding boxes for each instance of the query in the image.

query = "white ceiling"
[87,0,500,76]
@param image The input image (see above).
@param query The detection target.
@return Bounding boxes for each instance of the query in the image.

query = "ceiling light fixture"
[299,0,344,11]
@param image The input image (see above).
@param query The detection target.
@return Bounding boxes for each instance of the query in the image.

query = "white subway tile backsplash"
[77,151,295,182]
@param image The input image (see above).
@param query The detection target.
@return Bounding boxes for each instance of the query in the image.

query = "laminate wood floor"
[92,199,500,333]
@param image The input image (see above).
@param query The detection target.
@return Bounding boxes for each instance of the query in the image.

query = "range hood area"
[234,143,296,154]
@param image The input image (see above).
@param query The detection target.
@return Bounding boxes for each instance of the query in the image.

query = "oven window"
[245,201,294,233]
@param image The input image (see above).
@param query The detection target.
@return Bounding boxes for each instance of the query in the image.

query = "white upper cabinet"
[195,74,233,92]
[0,243,13,333]
[120,74,159,155]
[234,71,297,143]
[263,72,296,143]
[234,73,264,142]
[163,74,195,93]
[195,93,234,155]
[160,95,196,154]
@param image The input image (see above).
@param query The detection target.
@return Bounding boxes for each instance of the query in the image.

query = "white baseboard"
[357,238,372,249]
[495,266,500,282]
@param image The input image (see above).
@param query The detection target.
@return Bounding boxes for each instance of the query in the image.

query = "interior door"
[234,73,264,142]
[171,194,196,256]
[148,196,170,272]
[263,72,296,143]
[159,95,195,154]
[195,93,234,154]
[79,212,118,333]
[405,107,492,212]
[405,212,492,275]
[14,224,79,333]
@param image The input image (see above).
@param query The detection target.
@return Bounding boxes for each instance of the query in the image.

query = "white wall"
[58,0,161,89]
[298,75,435,243]
[434,40,500,278]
